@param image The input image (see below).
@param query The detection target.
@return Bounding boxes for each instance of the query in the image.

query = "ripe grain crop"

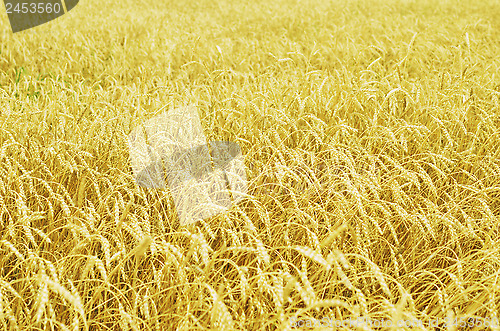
[1,0,500,329]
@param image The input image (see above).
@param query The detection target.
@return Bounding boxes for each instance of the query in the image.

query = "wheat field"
[0,0,500,329]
